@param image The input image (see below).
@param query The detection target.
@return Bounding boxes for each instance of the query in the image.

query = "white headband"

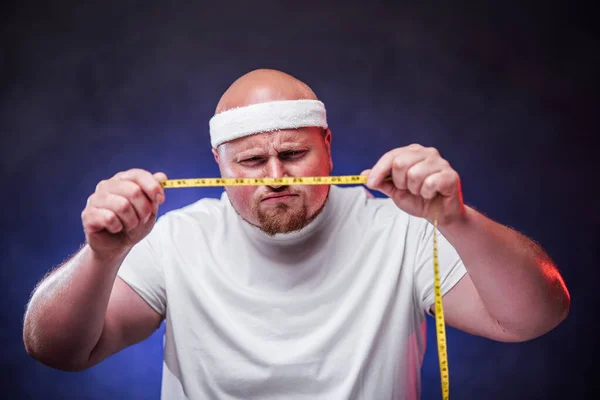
[209,99,328,148]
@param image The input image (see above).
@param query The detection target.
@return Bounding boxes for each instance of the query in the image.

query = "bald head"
[216,69,318,114]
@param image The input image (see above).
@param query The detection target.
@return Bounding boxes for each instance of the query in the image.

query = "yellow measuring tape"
[161,174,450,399]
[433,209,449,399]
[161,175,371,188]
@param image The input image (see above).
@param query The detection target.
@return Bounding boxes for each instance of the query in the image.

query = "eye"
[280,150,307,160]
[239,156,265,166]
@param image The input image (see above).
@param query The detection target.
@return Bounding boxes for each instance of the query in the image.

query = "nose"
[265,158,287,189]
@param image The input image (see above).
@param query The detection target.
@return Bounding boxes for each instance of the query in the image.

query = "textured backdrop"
[1,1,598,399]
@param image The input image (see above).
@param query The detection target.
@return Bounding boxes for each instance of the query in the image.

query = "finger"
[420,170,460,199]
[92,193,139,232]
[104,180,154,224]
[389,151,431,191]
[115,169,167,206]
[83,207,124,234]
[366,150,399,188]
[374,179,398,198]
[405,157,448,195]
[437,169,461,197]
[367,145,426,188]
[153,171,168,182]
[152,172,168,205]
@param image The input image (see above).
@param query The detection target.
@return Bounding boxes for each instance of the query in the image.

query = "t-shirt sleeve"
[117,217,167,317]
[413,217,467,315]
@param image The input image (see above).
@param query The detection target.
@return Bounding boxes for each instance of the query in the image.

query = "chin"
[258,204,308,236]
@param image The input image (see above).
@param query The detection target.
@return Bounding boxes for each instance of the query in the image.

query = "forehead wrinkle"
[220,127,322,162]
[235,131,308,149]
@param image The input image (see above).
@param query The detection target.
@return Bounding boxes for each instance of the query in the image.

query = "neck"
[236,190,333,245]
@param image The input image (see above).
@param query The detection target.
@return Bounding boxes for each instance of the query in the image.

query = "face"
[213,127,333,236]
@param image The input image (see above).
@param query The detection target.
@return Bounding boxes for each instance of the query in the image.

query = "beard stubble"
[251,187,329,236]
[252,194,308,236]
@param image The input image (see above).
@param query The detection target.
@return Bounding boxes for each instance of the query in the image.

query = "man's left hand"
[363,144,465,226]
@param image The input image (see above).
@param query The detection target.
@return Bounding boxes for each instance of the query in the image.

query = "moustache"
[258,186,300,201]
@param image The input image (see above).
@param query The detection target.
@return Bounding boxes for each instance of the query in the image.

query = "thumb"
[152,172,168,207]
[373,180,396,198]
[360,169,373,186]
[153,171,168,182]
[361,168,395,196]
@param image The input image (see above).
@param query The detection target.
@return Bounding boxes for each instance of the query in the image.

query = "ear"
[324,128,333,172]
[212,148,220,164]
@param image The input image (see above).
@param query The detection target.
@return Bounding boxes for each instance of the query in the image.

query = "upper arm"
[433,273,523,342]
[86,277,163,368]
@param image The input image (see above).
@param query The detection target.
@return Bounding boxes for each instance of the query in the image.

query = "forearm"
[23,244,126,370]
[439,206,570,338]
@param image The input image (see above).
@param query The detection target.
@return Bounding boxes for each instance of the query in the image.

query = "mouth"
[261,193,299,203]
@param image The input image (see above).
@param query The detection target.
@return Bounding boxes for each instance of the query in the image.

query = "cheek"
[225,186,257,215]
[305,185,329,206]
[220,162,257,217]
[291,153,332,210]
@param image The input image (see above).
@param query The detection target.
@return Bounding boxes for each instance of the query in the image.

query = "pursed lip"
[261,193,299,202]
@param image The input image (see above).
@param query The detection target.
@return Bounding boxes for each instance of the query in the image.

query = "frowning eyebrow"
[234,148,265,161]
[233,143,309,161]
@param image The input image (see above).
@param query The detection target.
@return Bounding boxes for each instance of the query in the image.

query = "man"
[23,69,570,399]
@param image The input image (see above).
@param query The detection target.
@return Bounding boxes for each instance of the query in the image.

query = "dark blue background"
[2,1,598,399]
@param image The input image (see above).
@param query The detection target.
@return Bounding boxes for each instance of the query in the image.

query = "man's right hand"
[81,169,167,260]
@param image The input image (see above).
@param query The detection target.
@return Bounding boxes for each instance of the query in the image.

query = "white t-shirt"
[118,185,466,400]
